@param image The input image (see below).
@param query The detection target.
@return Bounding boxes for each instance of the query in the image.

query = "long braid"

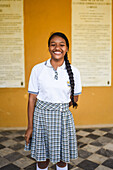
[64,53,78,108]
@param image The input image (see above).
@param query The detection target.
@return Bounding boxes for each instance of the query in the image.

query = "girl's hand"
[25,128,33,146]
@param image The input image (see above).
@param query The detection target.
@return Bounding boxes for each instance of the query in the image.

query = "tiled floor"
[0,127,113,170]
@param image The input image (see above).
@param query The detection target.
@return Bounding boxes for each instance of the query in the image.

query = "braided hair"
[48,32,78,108]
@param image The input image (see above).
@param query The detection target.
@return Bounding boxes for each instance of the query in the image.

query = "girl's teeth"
[54,52,61,54]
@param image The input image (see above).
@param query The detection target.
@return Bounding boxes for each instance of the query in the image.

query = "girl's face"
[49,36,68,61]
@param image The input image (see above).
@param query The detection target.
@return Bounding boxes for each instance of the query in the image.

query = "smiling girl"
[24,32,82,170]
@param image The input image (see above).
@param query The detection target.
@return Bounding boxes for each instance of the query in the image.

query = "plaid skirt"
[24,99,78,163]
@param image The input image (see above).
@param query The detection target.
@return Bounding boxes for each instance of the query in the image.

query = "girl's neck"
[50,58,64,70]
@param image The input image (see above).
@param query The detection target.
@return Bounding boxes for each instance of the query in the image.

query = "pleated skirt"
[24,99,78,164]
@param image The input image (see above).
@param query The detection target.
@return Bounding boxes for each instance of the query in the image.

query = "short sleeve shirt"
[28,58,82,103]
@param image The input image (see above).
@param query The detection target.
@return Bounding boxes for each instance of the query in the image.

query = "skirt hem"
[30,154,78,164]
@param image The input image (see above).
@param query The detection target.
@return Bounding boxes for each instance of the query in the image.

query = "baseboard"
[0,124,113,130]
[0,127,26,130]
[76,124,113,129]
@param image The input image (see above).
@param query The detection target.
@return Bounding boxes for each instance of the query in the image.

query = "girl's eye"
[50,44,65,47]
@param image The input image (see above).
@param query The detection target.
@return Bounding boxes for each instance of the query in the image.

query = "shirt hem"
[37,97,70,104]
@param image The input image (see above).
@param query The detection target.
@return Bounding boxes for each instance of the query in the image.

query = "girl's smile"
[53,51,62,55]
[49,36,68,61]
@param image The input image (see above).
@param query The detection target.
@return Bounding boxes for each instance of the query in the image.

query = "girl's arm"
[27,93,37,129]
[69,95,79,107]
[25,93,37,145]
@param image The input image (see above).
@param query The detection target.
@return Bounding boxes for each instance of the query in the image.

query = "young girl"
[24,32,82,170]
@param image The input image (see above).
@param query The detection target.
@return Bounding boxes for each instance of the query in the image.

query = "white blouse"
[28,58,82,103]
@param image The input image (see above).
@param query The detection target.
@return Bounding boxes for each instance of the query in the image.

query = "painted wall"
[0,0,113,127]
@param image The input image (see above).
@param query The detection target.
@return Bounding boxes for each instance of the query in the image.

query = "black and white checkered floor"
[0,127,113,170]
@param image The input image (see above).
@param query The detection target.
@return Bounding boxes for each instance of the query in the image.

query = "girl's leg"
[56,160,68,170]
[56,160,66,167]
[36,159,50,169]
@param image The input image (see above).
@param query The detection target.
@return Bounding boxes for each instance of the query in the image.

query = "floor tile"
[78,149,92,159]
[0,144,5,149]
[77,142,87,148]
[1,139,17,147]
[87,153,108,164]
[76,135,83,140]
[0,131,13,136]
[77,160,99,170]
[76,129,80,132]
[0,157,10,168]
[4,151,24,162]
[0,134,3,137]
[96,136,112,145]
[77,130,90,137]
[90,140,103,147]
[109,129,113,134]
[6,133,22,139]
[13,136,25,142]
[24,162,36,170]
[49,163,56,169]
[48,168,54,170]
[0,163,20,170]
[20,140,26,145]
[0,148,14,157]
[18,148,31,156]
[81,129,95,133]
[78,137,94,144]
[26,154,36,161]
[0,137,9,142]
[68,163,74,169]
[8,143,25,151]
[82,144,100,153]
[16,130,26,135]
[68,161,75,166]
[95,164,113,170]
[92,129,107,136]
[71,167,83,170]
[102,158,113,169]
[13,157,35,168]
[86,134,100,140]
[103,143,113,151]
[96,148,113,157]
[99,128,112,132]
[50,164,56,169]
[104,133,113,139]
[70,157,84,165]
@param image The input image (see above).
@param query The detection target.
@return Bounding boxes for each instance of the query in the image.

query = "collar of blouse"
[45,58,66,70]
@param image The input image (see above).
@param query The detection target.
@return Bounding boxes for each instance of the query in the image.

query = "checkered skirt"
[24,99,78,163]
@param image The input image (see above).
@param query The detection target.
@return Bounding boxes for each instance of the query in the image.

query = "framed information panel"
[0,0,25,87]
[72,0,112,86]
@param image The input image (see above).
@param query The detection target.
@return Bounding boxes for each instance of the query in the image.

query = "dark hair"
[48,32,78,108]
